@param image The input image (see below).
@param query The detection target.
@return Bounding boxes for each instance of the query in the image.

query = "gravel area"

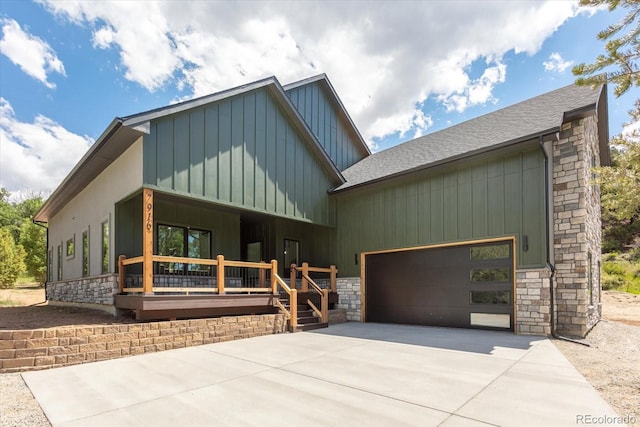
[554,320,640,422]
[0,373,50,427]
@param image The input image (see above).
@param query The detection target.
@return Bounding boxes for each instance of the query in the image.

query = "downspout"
[33,219,48,303]
[540,135,589,346]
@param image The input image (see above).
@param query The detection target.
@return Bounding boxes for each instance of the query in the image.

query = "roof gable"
[35,75,347,222]
[334,82,607,192]
[284,74,370,170]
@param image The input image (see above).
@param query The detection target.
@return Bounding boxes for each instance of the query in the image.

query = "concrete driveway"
[22,323,619,426]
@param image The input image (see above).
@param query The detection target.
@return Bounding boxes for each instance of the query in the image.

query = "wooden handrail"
[303,273,328,323]
[122,256,144,266]
[307,299,322,319]
[274,274,292,293]
[153,255,219,265]
[273,273,297,330]
[291,263,337,293]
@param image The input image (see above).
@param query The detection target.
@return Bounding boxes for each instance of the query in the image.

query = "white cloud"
[543,52,574,73]
[37,0,579,148]
[0,98,93,195]
[0,18,65,89]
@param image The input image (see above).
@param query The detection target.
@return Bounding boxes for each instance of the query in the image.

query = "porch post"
[142,188,154,294]
[118,255,126,293]
[270,259,278,294]
[290,264,297,290]
[330,265,337,293]
[301,262,309,292]
[217,254,225,294]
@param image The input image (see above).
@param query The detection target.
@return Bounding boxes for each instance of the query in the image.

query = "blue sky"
[0,0,638,197]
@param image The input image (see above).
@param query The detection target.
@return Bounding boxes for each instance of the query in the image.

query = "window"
[48,248,53,281]
[66,236,75,258]
[101,220,109,274]
[82,230,89,277]
[57,244,62,281]
[157,225,211,274]
[470,244,510,260]
[470,290,510,304]
[470,268,510,282]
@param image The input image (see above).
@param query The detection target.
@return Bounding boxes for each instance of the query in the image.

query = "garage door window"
[470,290,510,304]
[470,268,510,282]
[470,313,510,328]
[470,244,510,260]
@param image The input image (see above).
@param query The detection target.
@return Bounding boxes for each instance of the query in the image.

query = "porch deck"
[114,293,279,321]
[116,254,338,329]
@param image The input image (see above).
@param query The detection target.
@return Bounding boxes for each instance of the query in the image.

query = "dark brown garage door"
[365,239,514,331]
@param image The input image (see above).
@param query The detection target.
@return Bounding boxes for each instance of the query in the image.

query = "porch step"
[295,322,328,332]
[277,298,328,332]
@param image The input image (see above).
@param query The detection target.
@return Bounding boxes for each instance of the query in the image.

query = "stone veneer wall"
[336,277,361,321]
[46,274,119,306]
[553,116,603,337]
[0,314,285,373]
[515,269,551,335]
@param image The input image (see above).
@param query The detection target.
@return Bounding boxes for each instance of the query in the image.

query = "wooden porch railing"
[290,262,336,325]
[118,254,275,295]
[273,274,297,331]
[118,255,334,331]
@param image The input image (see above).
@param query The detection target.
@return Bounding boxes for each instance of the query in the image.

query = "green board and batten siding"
[116,195,241,260]
[335,147,546,277]
[143,86,339,227]
[286,81,367,171]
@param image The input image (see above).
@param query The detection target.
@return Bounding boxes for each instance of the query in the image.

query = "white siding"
[48,138,143,280]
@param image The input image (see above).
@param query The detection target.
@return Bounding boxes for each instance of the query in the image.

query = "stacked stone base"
[46,275,118,306]
[0,314,285,373]
[515,269,551,335]
[336,278,361,321]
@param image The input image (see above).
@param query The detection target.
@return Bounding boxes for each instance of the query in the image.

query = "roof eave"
[34,119,143,222]
[331,128,559,194]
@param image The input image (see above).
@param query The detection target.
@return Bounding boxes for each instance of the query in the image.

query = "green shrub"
[0,228,26,288]
[603,261,626,276]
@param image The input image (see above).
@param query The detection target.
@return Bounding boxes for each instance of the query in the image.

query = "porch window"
[157,224,211,275]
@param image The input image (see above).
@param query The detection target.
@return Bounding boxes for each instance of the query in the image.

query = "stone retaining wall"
[0,314,286,373]
[46,274,118,306]
[336,278,360,321]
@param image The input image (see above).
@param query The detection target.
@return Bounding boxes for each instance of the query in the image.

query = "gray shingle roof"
[334,82,605,192]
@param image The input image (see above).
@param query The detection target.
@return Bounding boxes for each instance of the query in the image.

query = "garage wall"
[334,147,546,277]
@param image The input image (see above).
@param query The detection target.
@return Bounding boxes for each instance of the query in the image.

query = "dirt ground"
[0,283,135,330]
[0,284,639,423]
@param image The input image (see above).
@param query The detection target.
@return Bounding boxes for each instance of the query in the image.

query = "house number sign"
[144,189,153,233]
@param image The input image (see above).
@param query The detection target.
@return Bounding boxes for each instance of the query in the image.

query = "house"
[34,74,609,338]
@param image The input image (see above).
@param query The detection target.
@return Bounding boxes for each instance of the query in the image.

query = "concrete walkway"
[22,323,619,426]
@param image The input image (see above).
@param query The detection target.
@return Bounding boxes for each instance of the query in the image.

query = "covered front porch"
[115,188,339,330]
